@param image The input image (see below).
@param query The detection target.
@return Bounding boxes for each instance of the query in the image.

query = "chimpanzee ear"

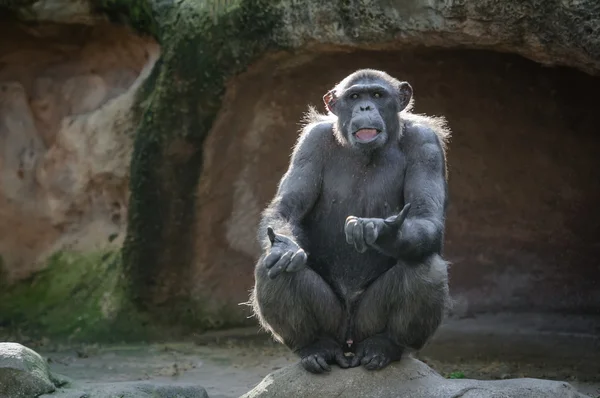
[323,89,338,115]
[398,82,413,111]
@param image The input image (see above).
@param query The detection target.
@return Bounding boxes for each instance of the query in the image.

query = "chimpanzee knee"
[251,256,345,351]
[353,254,450,350]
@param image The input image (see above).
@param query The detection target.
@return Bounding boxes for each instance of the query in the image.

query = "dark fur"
[247,69,452,374]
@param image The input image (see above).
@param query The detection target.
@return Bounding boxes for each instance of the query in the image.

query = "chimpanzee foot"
[350,335,404,370]
[295,338,350,374]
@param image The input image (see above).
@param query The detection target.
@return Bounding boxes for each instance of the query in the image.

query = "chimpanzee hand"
[263,227,308,279]
[344,203,411,253]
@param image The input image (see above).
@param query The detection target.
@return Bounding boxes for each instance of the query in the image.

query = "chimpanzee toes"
[363,354,390,370]
[335,351,351,368]
[350,352,363,368]
[301,354,330,374]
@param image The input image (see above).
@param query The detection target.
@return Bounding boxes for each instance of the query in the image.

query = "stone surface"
[40,381,209,398]
[274,0,600,76]
[0,19,159,284]
[3,0,100,25]
[242,357,590,398]
[0,342,56,397]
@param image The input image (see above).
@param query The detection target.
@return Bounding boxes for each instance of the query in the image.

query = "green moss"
[447,371,466,379]
[118,0,283,328]
[0,250,155,342]
[93,0,159,37]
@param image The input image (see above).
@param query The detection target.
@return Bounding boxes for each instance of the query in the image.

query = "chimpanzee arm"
[258,123,327,251]
[397,126,448,259]
[372,125,448,261]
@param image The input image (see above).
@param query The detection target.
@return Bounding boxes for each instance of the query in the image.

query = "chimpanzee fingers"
[286,249,307,273]
[364,221,379,244]
[266,227,298,248]
[263,248,283,269]
[395,203,412,225]
[345,217,358,244]
[267,251,293,279]
[352,220,367,253]
[266,227,276,245]
[384,203,412,227]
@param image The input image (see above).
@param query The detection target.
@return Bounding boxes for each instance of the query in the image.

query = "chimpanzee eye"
[373,92,382,98]
[350,93,358,99]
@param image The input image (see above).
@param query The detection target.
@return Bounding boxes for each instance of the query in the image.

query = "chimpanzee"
[248,69,452,374]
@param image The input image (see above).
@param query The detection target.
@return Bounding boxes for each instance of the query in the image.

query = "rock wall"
[0,18,158,283]
[1,0,599,337]
[193,48,600,317]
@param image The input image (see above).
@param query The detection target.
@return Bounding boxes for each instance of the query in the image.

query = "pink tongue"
[356,129,378,140]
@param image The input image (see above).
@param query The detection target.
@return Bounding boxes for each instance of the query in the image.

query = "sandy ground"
[23,313,600,397]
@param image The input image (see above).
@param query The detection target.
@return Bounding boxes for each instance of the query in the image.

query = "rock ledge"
[242,356,590,398]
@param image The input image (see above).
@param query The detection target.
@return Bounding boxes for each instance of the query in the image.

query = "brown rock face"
[2,0,599,331]
[194,49,600,318]
[0,19,159,283]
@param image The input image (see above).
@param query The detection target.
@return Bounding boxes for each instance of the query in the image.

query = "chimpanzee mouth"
[354,128,381,142]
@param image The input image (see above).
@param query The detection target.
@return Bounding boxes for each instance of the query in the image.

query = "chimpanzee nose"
[360,104,372,111]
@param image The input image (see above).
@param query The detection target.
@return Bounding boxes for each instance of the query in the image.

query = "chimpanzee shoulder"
[401,112,451,155]
[294,106,339,151]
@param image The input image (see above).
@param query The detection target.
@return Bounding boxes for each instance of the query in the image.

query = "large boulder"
[242,356,590,398]
[0,342,56,397]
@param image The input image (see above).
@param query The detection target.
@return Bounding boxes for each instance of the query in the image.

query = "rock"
[40,381,209,398]
[0,342,56,398]
[242,356,590,398]
[0,19,159,287]
[6,0,100,25]
[49,372,74,388]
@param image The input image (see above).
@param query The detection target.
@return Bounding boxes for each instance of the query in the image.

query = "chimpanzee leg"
[351,254,450,370]
[250,255,349,373]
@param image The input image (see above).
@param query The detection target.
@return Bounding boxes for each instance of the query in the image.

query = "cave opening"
[199,47,600,323]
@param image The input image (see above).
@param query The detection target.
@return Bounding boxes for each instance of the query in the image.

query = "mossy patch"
[94,0,159,37]
[447,371,466,379]
[114,0,284,325]
[0,250,156,343]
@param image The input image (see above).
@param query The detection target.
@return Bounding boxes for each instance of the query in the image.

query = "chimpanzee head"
[323,69,413,150]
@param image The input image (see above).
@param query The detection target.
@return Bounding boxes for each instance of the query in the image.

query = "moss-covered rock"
[97,0,283,326]
[0,250,151,342]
